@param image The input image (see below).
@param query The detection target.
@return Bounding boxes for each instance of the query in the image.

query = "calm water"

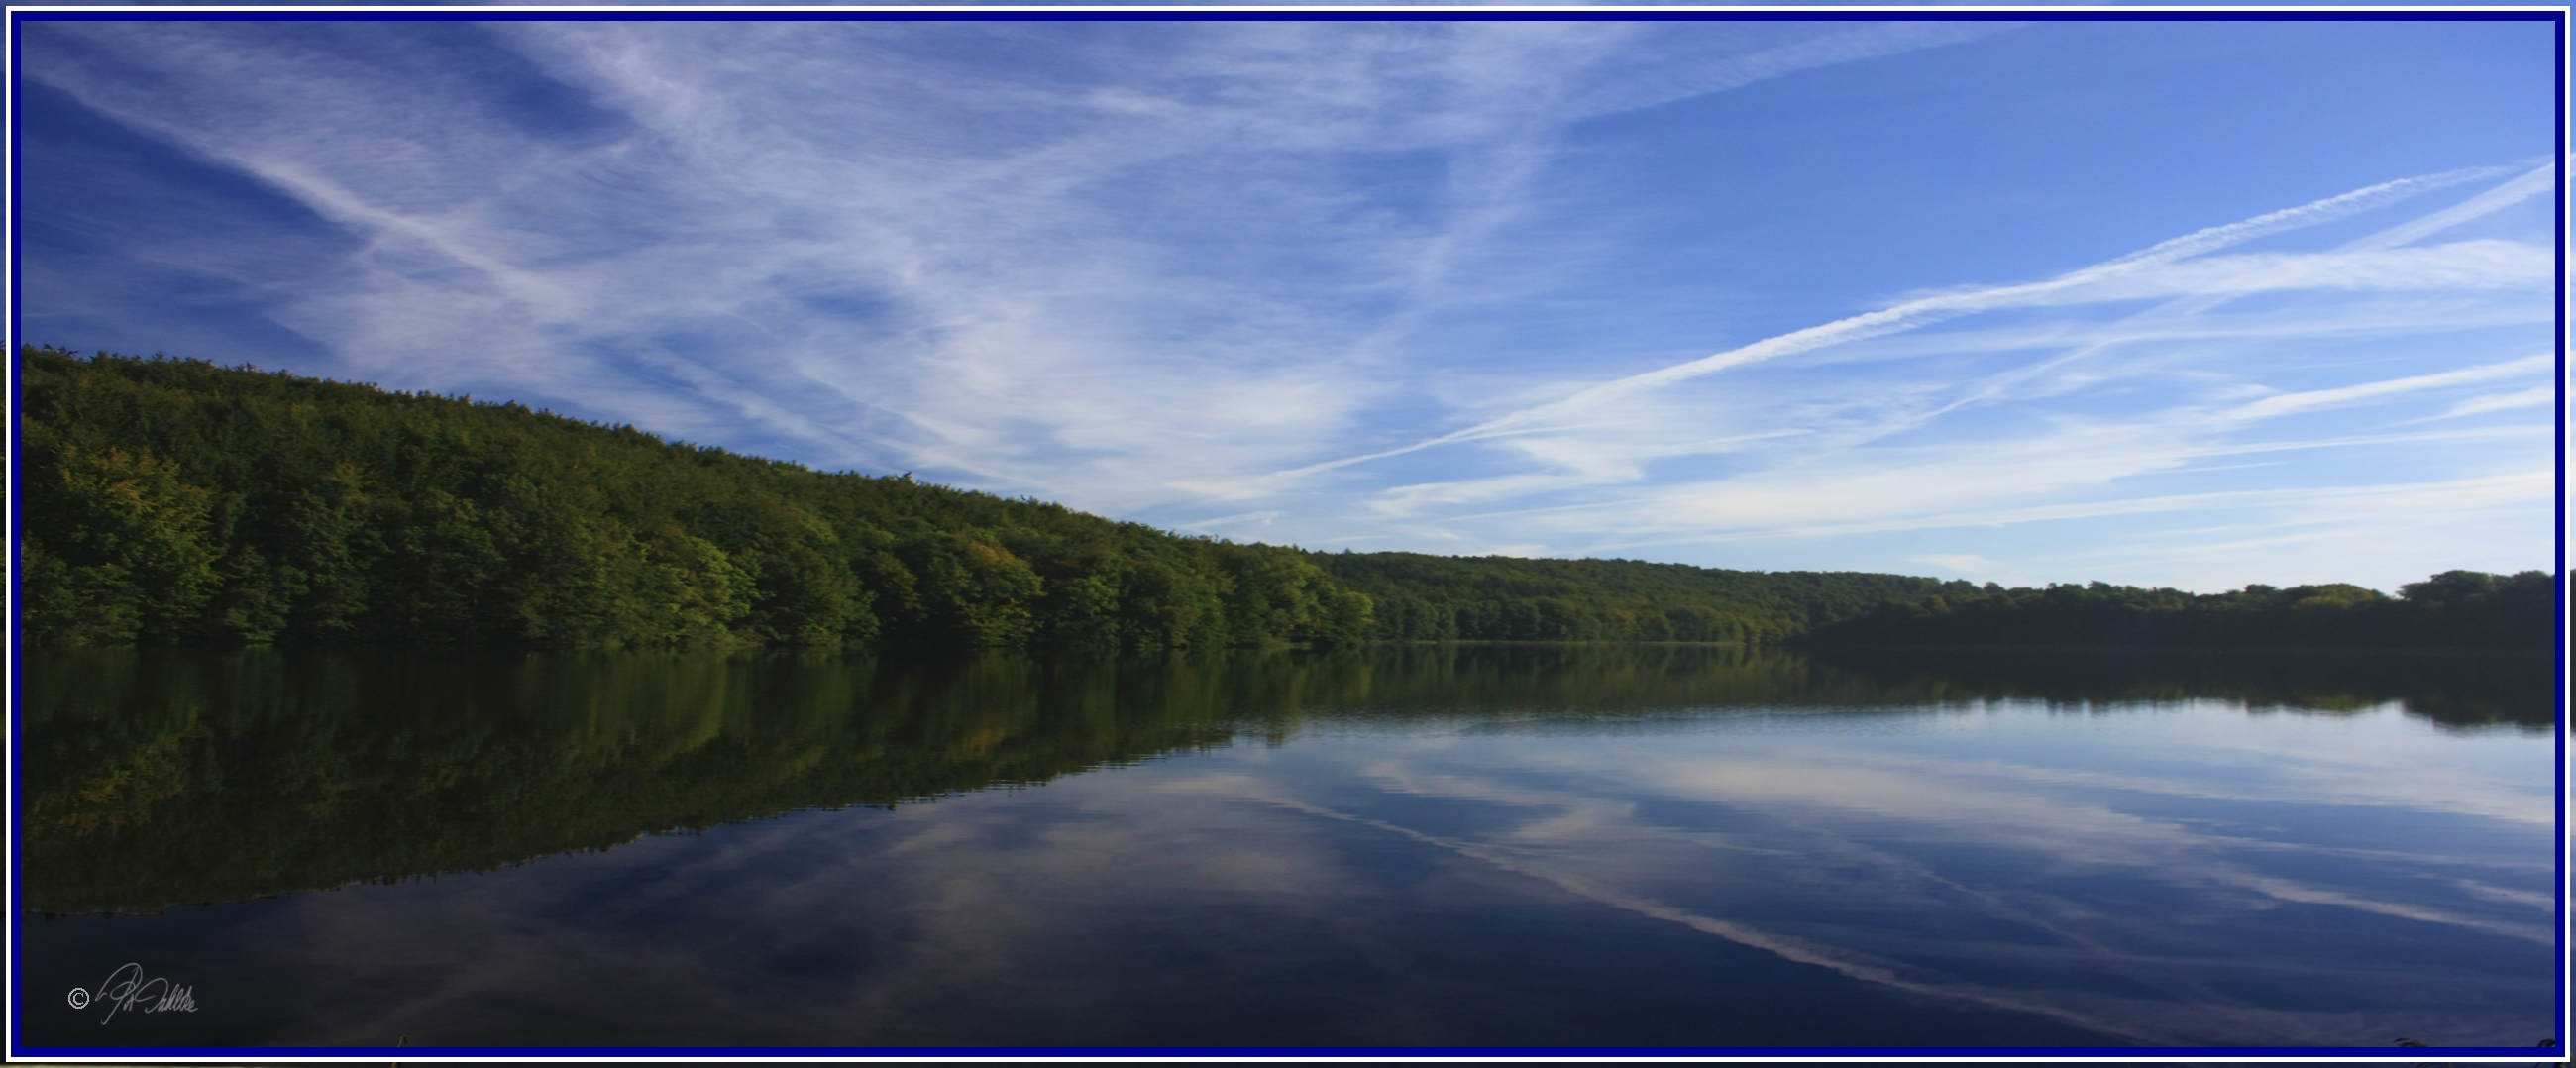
[14,645,2562,1051]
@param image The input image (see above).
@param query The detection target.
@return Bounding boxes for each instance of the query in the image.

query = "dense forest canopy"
[1316,553,1961,644]
[19,348,1374,652]
[14,348,2556,651]
[1805,571,2555,650]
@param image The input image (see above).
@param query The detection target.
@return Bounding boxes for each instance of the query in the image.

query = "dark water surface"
[14,645,2561,1050]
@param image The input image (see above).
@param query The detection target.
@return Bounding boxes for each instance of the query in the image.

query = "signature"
[75,963,198,1023]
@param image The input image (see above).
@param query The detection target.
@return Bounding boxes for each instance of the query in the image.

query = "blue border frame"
[4,7,2557,20]
[9,4,25,1058]
[2556,3,2572,1062]
[7,1042,2570,1059]
[6,6,2569,1062]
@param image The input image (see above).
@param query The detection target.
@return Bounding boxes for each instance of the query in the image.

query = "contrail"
[2338,159,2557,252]
[1894,158,2558,430]
[1271,162,2522,481]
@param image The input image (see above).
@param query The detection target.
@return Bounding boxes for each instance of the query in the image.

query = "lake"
[13,644,2562,1053]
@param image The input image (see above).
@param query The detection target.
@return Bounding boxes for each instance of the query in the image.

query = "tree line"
[19,348,1375,652]
[1806,572,2554,650]
[17,349,1965,651]
[1316,552,1965,644]
[16,348,2552,652]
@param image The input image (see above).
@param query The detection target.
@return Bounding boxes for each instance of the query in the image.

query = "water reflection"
[15,644,2559,1049]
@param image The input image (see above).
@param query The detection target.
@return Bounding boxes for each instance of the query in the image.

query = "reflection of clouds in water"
[251,784,1399,1046]
[1190,701,2555,1046]
[1615,753,2552,944]
[1157,772,2168,1043]
[245,824,866,1044]
[807,789,1382,1039]
[2035,702,2554,824]
[1433,699,2551,827]
[1797,746,2555,830]
[153,699,2548,1048]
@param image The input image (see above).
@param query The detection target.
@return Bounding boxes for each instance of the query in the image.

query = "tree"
[22,445,220,644]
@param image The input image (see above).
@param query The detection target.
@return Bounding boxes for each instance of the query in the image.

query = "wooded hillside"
[19,348,1369,651]
[1806,573,2555,649]
[18,349,2549,652]
[18,349,1943,651]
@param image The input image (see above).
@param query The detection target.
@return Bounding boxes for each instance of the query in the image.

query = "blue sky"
[16,15,2562,592]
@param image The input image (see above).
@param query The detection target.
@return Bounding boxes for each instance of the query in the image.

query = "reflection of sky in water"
[19,699,2556,1049]
[1245,702,2556,1044]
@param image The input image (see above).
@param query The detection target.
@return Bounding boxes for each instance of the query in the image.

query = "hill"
[19,348,1971,651]
[1805,574,2554,650]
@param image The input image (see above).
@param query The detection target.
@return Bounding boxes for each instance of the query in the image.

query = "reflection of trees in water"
[21,644,2552,914]
[23,648,1246,914]
[1803,645,2556,732]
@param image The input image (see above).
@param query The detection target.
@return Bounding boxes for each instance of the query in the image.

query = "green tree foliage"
[21,444,221,643]
[1313,551,1966,644]
[17,348,1381,652]
[1807,572,2556,650]
[24,348,2543,653]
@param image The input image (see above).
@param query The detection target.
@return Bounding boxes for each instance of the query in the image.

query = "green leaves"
[1310,552,1896,644]
[22,445,221,644]
[636,527,757,645]
[1808,572,2549,649]
[16,348,1385,654]
[34,346,2251,655]
[903,533,1043,648]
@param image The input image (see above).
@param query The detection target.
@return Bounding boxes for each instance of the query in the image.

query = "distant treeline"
[16,349,2553,652]
[1807,573,2556,650]
[1316,553,1961,644]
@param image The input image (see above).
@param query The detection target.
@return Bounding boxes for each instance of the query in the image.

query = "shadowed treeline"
[17,348,1376,652]
[22,643,2551,916]
[1807,573,2555,650]
[10,348,2069,653]
[1316,554,1962,644]
[22,350,2549,654]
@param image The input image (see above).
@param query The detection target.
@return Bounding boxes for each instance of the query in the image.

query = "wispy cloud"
[1270,163,2525,479]
[19,20,2556,590]
[27,21,2021,509]
[2224,353,2551,421]
[1287,161,2558,587]
[2438,384,2556,419]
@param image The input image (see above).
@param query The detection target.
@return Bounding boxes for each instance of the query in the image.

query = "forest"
[1806,571,2554,650]
[16,348,2555,653]
[18,348,1951,651]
